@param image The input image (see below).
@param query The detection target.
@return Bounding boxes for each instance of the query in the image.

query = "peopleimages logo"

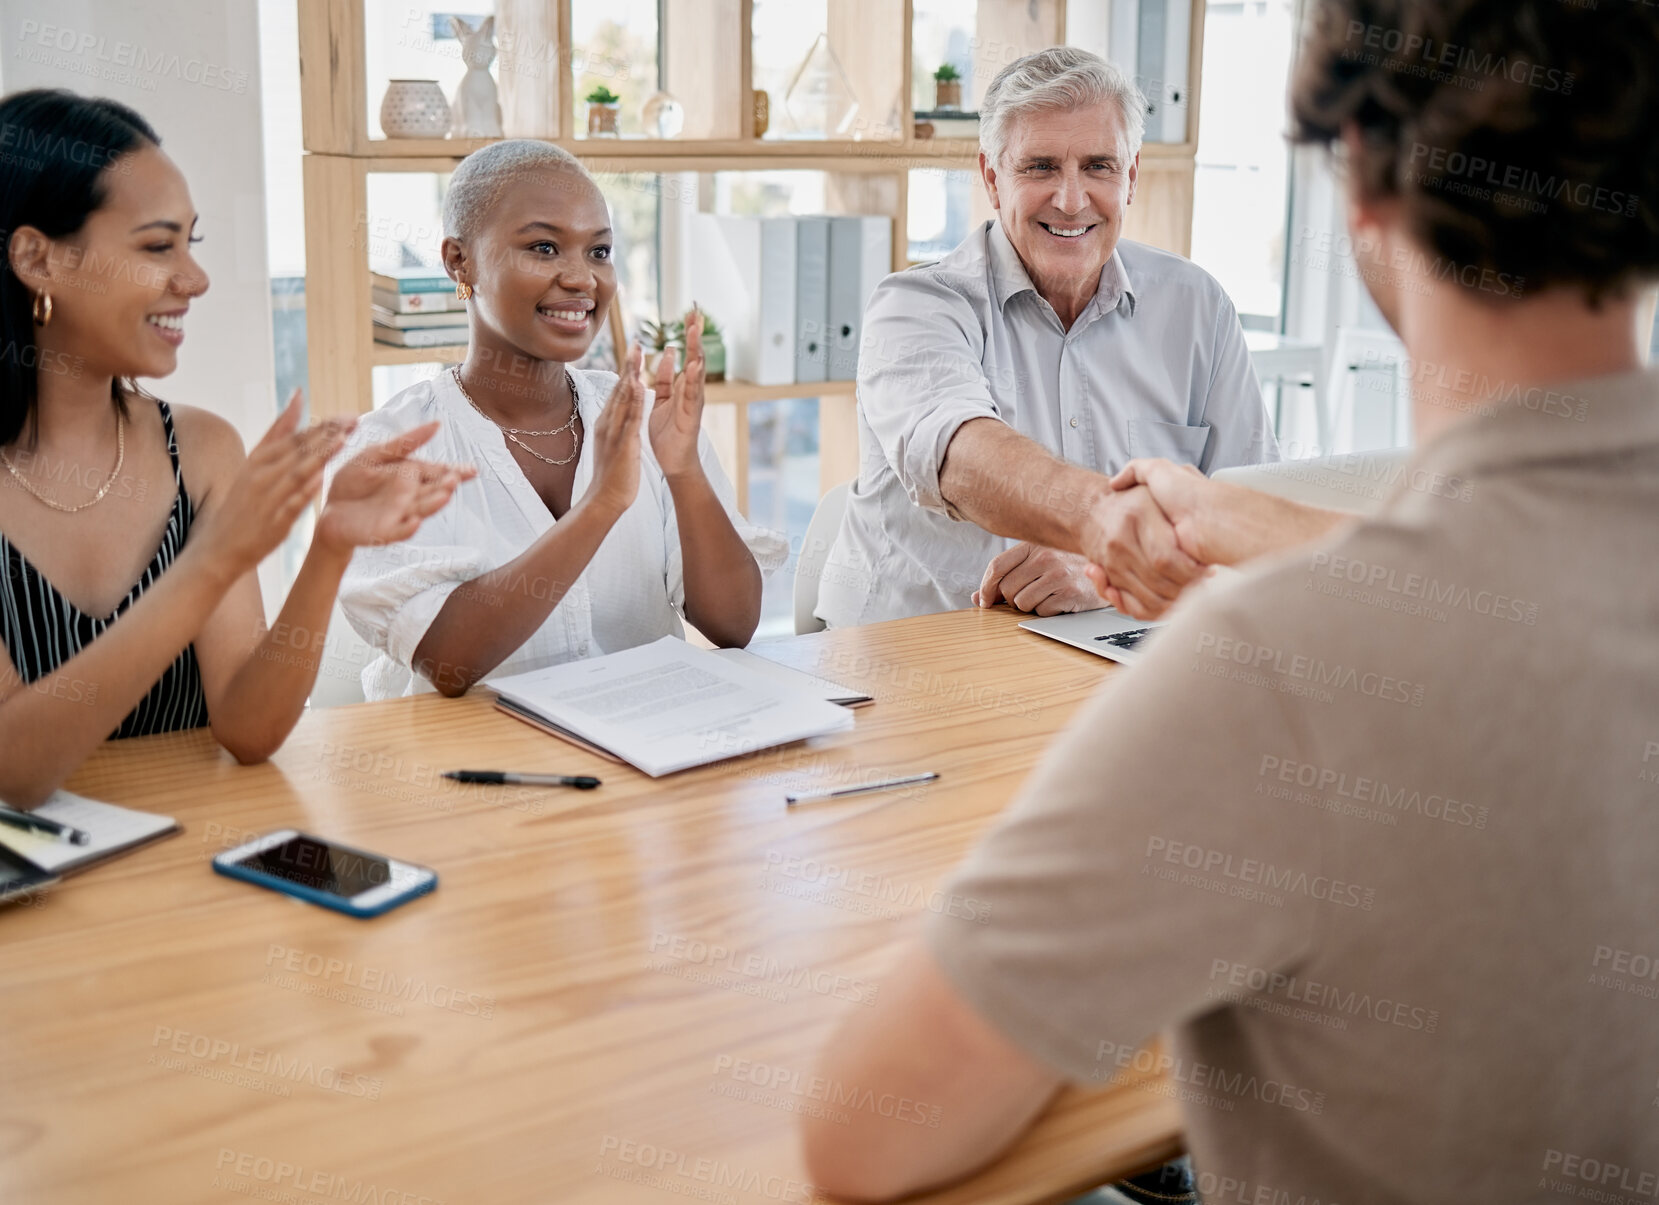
[1093,1041,1327,1114]
[1193,631,1426,708]
[1144,836,1377,910]
[711,1055,942,1127]
[1540,1149,1659,1198]
[647,933,880,1005]
[1342,21,1575,93]
[1308,552,1540,625]
[1257,755,1489,829]
[263,944,495,1018]
[1206,959,1440,1034]
[1407,144,1638,219]
[761,850,993,923]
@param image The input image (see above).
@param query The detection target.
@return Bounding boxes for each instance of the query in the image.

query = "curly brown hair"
[1290,0,1659,303]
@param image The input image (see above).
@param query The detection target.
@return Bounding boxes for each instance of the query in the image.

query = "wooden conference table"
[0,607,1182,1204]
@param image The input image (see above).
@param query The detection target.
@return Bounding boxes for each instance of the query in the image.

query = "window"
[1189,0,1297,327]
[911,0,977,113]
[571,0,660,139]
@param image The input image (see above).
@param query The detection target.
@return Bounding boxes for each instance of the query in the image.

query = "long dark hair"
[0,89,161,447]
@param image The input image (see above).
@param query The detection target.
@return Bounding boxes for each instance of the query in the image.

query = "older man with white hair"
[815,47,1278,627]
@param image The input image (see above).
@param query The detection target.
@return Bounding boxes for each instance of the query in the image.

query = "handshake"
[972,457,1286,621]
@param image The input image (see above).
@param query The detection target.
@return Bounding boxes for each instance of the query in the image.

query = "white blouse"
[330,368,787,700]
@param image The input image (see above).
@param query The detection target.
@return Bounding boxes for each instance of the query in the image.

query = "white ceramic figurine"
[449,15,504,139]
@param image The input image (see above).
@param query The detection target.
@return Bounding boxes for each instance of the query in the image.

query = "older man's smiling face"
[982,102,1138,318]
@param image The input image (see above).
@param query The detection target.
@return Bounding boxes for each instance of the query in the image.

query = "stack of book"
[371,267,469,349]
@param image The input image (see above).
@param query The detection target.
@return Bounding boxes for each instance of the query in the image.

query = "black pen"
[0,805,91,845]
[443,770,602,789]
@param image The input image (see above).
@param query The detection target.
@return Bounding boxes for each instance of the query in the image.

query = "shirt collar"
[1407,364,1659,482]
[986,219,1138,318]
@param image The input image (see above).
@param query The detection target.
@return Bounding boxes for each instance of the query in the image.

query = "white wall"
[0,0,276,450]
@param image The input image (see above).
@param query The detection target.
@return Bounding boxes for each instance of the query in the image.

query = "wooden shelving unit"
[297,0,1205,509]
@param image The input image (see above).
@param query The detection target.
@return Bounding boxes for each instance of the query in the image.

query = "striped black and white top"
[0,400,209,739]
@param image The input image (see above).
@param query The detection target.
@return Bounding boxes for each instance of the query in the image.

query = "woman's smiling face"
[453,165,616,365]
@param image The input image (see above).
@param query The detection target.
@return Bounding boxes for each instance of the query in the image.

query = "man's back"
[926,367,1659,1202]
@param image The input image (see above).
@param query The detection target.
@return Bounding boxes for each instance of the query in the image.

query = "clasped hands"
[973,458,1217,621]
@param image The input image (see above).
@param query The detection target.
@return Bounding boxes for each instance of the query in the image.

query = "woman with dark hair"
[0,89,472,806]
[332,140,781,699]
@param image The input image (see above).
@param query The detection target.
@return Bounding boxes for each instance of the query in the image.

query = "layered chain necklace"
[0,408,126,513]
[452,366,581,466]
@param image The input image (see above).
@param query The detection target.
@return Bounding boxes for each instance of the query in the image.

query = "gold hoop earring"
[32,291,53,327]
[456,282,473,301]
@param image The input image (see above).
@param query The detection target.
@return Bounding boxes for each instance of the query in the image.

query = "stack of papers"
[490,637,859,777]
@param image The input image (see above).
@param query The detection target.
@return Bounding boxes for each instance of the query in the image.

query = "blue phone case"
[213,836,437,918]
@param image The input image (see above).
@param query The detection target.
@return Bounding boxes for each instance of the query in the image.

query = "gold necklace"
[452,366,581,467]
[0,408,126,513]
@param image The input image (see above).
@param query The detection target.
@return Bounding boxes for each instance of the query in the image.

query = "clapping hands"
[648,306,708,482]
[317,419,476,552]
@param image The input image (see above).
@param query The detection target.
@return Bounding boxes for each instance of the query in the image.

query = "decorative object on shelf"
[639,311,728,381]
[448,15,503,139]
[933,63,963,111]
[585,85,621,137]
[379,80,451,139]
[640,91,684,139]
[672,307,727,382]
[912,120,935,140]
[639,316,674,375]
[783,34,859,138]
[752,89,770,138]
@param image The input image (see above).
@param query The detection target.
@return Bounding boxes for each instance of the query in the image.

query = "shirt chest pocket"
[1126,419,1212,468]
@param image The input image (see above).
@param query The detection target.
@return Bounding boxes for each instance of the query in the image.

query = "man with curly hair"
[803,2,1659,1201]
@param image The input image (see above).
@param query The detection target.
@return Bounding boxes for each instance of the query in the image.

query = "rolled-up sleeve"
[338,515,492,669]
[856,270,1002,518]
[1199,295,1280,473]
[662,424,789,610]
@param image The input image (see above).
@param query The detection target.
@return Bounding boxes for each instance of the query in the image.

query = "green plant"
[585,84,620,105]
[933,63,960,82]
[668,307,722,346]
[638,316,673,351]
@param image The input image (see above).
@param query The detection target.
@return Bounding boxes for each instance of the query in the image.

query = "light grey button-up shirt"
[815,220,1279,627]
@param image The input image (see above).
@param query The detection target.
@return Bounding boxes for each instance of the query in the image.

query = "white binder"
[687,215,798,385]
[827,216,892,381]
[794,217,830,383]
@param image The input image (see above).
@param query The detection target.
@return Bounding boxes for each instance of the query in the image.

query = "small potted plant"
[638,316,674,375]
[670,306,726,382]
[585,84,621,137]
[933,63,962,111]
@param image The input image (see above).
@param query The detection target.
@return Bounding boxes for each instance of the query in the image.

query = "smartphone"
[212,829,436,918]
[0,843,58,905]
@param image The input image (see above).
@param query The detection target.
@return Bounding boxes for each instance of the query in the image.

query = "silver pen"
[785,772,940,806]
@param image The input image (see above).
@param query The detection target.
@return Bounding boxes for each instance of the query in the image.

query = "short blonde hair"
[442,138,592,241]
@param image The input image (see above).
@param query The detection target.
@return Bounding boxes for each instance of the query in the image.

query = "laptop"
[1018,608,1166,666]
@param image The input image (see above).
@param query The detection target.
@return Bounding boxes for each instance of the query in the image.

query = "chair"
[793,480,851,635]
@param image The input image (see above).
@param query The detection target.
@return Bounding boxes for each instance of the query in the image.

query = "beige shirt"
[928,366,1659,1203]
